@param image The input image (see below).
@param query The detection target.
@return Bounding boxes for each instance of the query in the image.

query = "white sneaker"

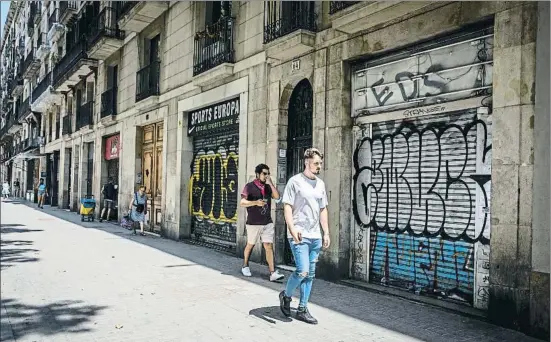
[241,266,252,277]
[270,270,285,282]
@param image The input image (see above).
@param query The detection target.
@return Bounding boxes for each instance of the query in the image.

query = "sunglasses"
[262,172,270,175]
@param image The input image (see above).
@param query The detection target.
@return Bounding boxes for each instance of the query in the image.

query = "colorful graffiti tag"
[189,134,239,249]
[352,111,492,307]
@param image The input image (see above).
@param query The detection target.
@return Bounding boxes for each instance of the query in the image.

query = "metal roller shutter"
[190,132,239,251]
[353,109,492,306]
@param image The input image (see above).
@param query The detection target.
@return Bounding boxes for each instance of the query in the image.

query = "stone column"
[529,1,550,339]
[313,45,354,280]
[489,3,538,332]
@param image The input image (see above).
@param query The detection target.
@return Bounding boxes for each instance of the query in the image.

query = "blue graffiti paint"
[370,231,474,302]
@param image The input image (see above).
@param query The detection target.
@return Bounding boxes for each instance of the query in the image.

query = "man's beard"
[314,168,321,174]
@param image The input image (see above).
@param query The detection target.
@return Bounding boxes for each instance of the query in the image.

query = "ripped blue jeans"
[284,238,322,308]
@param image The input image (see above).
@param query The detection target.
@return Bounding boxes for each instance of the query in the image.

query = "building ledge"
[332,1,436,35]
[100,115,117,127]
[264,30,315,62]
[192,63,235,88]
[118,2,169,33]
[47,23,65,43]
[88,36,124,61]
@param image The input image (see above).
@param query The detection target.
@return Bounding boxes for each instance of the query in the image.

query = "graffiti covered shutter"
[352,110,492,308]
[190,132,239,251]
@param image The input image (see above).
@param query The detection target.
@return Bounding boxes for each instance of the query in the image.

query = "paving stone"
[0,199,543,342]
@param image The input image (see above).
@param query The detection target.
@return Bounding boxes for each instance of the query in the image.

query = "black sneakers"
[296,307,318,325]
[279,291,291,317]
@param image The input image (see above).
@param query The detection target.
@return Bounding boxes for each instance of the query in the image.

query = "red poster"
[105,134,120,160]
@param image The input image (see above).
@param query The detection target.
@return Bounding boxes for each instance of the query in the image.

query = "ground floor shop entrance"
[189,132,239,251]
[141,123,163,233]
[186,96,240,252]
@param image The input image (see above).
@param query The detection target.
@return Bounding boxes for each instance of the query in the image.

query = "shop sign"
[104,134,120,160]
[352,32,494,116]
[187,97,240,136]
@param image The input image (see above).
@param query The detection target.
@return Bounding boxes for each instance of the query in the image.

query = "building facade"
[0,1,548,338]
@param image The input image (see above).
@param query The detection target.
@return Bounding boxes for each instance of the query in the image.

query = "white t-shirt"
[282,173,328,239]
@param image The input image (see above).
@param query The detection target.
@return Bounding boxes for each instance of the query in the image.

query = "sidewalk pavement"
[0,198,544,342]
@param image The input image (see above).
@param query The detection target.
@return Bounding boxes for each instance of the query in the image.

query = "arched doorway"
[284,78,313,264]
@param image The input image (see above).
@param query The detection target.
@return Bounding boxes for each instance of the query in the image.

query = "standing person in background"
[240,164,284,282]
[37,178,47,208]
[279,148,330,325]
[2,181,10,199]
[129,185,147,236]
[99,178,116,222]
[13,178,20,198]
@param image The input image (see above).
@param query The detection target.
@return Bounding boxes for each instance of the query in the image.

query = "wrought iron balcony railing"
[329,1,359,15]
[88,7,125,47]
[37,32,45,48]
[62,115,72,135]
[33,71,52,103]
[25,135,40,149]
[100,87,117,118]
[117,1,138,19]
[52,39,88,88]
[76,101,94,130]
[34,2,42,25]
[193,16,235,76]
[59,1,78,20]
[18,97,30,120]
[23,48,36,73]
[136,60,160,102]
[263,1,317,44]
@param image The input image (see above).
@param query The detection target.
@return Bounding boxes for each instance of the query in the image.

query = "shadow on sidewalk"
[1,298,107,340]
[14,201,544,342]
[1,223,43,234]
[1,224,41,270]
[248,306,292,324]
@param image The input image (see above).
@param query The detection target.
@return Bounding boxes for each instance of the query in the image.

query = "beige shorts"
[246,223,275,244]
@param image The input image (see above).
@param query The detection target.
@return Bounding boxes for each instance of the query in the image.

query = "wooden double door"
[141,123,163,232]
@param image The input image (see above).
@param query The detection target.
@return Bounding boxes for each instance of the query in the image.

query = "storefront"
[104,134,120,183]
[188,96,240,251]
[350,25,494,310]
[103,134,120,220]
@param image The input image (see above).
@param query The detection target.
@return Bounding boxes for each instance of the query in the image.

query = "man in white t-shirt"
[279,148,330,324]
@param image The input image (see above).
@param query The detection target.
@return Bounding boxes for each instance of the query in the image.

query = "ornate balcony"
[52,39,97,92]
[9,70,24,97]
[36,33,51,60]
[22,48,41,79]
[87,7,125,60]
[118,1,168,33]
[59,1,78,26]
[136,61,160,102]
[25,135,41,150]
[263,1,317,61]
[33,2,43,26]
[47,9,65,42]
[62,115,72,136]
[193,16,235,80]
[76,101,94,130]
[100,87,117,118]
[31,71,59,113]
[17,97,31,121]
